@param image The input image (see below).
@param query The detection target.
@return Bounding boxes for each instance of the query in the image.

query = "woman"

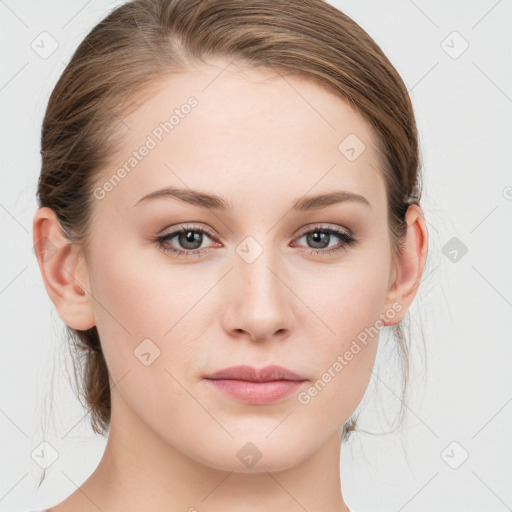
[30,0,428,510]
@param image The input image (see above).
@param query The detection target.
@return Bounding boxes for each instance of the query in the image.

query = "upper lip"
[205,365,307,382]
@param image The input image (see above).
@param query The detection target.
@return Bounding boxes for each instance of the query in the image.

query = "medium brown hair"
[36,0,425,469]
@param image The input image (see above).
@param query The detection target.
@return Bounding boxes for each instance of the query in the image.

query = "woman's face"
[81,59,402,472]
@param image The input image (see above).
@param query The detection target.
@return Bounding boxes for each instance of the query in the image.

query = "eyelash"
[155,224,359,258]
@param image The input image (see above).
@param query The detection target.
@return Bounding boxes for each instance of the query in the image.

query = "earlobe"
[382,204,429,326]
[32,207,96,331]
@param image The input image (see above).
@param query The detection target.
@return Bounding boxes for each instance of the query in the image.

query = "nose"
[221,240,295,343]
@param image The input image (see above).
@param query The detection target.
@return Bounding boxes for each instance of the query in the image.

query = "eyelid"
[294,223,353,238]
[159,222,215,237]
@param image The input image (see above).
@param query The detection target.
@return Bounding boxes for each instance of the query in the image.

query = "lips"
[203,365,307,405]
[205,365,306,382]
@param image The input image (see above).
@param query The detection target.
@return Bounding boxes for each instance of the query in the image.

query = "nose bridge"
[236,232,286,304]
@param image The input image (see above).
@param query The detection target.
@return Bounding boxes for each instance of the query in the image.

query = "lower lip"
[205,378,305,405]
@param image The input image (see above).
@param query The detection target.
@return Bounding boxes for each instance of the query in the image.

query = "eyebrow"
[134,187,370,211]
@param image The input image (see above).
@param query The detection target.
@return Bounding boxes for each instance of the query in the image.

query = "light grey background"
[1,1,511,511]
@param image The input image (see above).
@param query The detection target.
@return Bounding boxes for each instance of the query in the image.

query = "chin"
[190,436,313,474]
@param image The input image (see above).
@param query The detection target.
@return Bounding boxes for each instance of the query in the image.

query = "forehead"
[95,59,386,215]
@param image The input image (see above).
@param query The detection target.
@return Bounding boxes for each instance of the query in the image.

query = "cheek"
[87,231,196,337]
[300,252,391,350]
[296,254,391,409]
[86,234,213,387]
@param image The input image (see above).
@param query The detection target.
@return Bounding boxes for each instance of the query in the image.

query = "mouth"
[203,365,308,405]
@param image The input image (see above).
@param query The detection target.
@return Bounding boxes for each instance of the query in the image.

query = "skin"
[33,58,428,512]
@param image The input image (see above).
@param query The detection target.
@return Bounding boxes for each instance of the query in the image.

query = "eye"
[292,224,359,256]
[155,225,218,257]
[155,224,359,258]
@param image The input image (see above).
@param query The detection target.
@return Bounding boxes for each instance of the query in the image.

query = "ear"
[382,204,429,326]
[32,206,96,330]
